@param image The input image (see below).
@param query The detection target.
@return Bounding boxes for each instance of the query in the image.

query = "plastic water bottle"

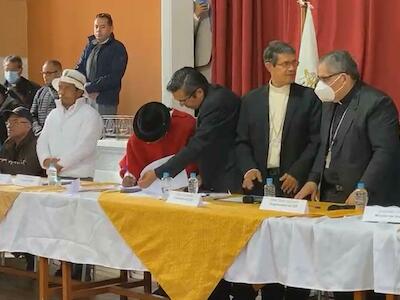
[188,173,199,193]
[264,177,276,197]
[47,163,58,186]
[161,172,172,199]
[354,182,368,210]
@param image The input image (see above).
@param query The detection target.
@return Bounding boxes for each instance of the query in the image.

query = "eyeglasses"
[317,72,344,82]
[41,71,58,75]
[6,120,30,126]
[267,60,299,68]
[176,89,198,104]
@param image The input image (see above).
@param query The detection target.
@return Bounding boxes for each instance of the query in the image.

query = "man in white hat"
[37,69,103,179]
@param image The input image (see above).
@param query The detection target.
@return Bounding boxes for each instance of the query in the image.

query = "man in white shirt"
[37,69,103,179]
[233,41,321,300]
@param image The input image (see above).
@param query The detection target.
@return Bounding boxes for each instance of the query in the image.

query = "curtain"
[212,0,400,110]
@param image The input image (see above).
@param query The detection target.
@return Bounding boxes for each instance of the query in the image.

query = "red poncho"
[119,109,197,178]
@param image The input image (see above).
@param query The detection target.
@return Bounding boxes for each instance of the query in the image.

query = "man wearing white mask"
[37,69,103,179]
[296,51,400,209]
[3,55,40,108]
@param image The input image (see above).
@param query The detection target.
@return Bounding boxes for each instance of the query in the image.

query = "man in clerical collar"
[297,50,400,208]
[296,49,399,300]
[233,40,321,300]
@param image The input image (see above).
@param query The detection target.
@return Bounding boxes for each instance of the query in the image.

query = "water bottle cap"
[163,172,170,178]
[266,177,273,185]
[190,172,196,178]
[357,182,365,189]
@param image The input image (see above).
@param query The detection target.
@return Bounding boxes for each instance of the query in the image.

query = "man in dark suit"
[232,41,321,300]
[296,50,400,300]
[138,67,241,196]
[138,66,240,300]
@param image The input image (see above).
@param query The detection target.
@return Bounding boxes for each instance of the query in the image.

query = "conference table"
[0,184,399,300]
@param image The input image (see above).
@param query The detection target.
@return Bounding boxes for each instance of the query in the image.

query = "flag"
[295,4,319,88]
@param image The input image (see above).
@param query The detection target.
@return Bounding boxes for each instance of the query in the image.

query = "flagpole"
[299,0,309,36]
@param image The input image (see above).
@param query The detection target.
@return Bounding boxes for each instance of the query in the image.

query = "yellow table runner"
[99,192,362,300]
[0,182,118,222]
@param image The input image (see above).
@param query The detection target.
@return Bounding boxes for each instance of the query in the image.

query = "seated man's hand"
[122,175,137,187]
[138,170,157,188]
[280,173,298,195]
[43,158,60,169]
[242,169,262,190]
[295,181,318,201]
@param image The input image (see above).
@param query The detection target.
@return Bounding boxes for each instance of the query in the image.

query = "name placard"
[362,206,400,223]
[14,174,42,187]
[0,174,12,185]
[167,191,203,207]
[260,196,308,214]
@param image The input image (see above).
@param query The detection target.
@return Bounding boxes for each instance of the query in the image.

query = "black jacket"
[0,131,44,176]
[155,85,241,192]
[309,82,400,206]
[4,77,40,109]
[236,83,321,194]
[76,33,128,106]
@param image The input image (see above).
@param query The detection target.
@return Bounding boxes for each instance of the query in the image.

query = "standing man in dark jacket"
[3,55,40,109]
[76,13,128,115]
[138,67,241,194]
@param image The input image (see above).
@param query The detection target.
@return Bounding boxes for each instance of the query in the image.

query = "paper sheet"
[140,155,188,196]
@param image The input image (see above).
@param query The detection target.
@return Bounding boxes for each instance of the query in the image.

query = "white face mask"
[314,74,343,103]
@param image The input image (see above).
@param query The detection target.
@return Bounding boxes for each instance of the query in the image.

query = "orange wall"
[26,0,161,115]
[0,0,27,57]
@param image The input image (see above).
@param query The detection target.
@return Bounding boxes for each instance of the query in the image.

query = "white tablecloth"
[0,191,399,294]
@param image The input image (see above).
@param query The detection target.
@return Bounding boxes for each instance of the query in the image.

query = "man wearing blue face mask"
[297,52,400,198]
[3,55,40,109]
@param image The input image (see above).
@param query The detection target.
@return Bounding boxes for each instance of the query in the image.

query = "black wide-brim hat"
[133,101,171,142]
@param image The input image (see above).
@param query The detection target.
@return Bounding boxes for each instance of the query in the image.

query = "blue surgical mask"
[4,71,20,84]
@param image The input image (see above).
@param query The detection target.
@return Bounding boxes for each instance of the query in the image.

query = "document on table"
[139,155,189,196]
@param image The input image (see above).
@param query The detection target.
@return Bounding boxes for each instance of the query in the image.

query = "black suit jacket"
[309,82,400,206]
[155,85,241,192]
[236,83,321,193]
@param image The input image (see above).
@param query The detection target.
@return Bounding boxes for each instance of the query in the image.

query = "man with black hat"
[120,101,197,187]
[0,106,43,176]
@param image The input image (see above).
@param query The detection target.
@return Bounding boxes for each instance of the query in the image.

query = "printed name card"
[14,174,42,187]
[167,191,203,207]
[362,206,400,223]
[0,174,12,184]
[65,179,80,195]
[260,196,308,214]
